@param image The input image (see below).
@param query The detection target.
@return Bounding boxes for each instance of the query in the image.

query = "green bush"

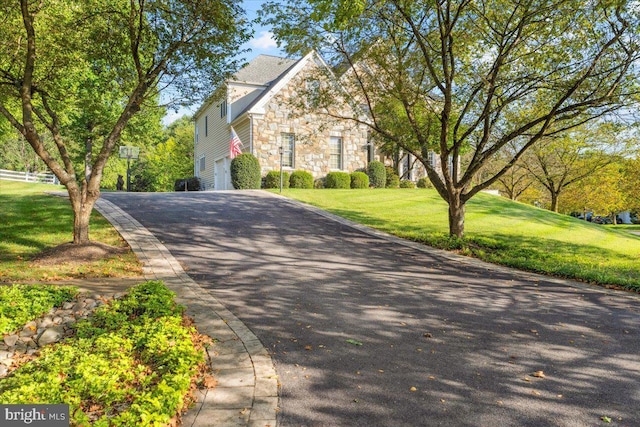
[325,172,351,189]
[367,161,386,188]
[400,179,416,188]
[314,177,325,189]
[289,170,314,189]
[230,153,261,189]
[417,177,432,188]
[264,170,290,189]
[0,285,77,335]
[0,281,204,427]
[385,167,400,188]
[350,171,370,189]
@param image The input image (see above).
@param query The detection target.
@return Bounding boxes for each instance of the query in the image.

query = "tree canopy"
[0,0,249,243]
[262,0,640,237]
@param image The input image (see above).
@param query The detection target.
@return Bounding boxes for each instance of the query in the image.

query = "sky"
[162,0,286,124]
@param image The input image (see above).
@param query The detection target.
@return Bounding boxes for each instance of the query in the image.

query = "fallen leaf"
[424,333,433,338]
[410,386,417,392]
[523,376,531,382]
[378,369,384,373]
[203,374,217,389]
[601,416,612,423]
[346,339,363,346]
[529,329,538,334]
[531,390,541,396]
[532,371,545,378]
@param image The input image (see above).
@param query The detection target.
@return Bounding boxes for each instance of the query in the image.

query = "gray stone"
[3,335,19,347]
[62,302,74,310]
[0,365,7,377]
[37,326,65,346]
[40,316,54,328]
[0,350,12,360]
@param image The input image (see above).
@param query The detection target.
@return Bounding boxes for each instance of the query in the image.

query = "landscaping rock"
[37,326,65,347]
[0,365,7,377]
[4,335,19,347]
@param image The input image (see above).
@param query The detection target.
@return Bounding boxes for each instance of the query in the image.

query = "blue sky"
[163,1,285,124]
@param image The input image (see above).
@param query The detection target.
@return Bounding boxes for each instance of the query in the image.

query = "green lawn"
[273,188,640,292]
[0,180,141,281]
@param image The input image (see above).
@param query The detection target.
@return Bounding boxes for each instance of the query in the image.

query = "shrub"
[325,172,351,189]
[264,170,290,189]
[417,177,432,188]
[1,281,204,427]
[314,177,325,189]
[230,154,261,189]
[367,161,386,188]
[385,167,400,188]
[400,179,416,188]
[350,171,370,189]
[290,170,315,189]
[174,177,201,191]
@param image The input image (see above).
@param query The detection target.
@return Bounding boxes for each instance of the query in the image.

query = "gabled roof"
[231,55,298,86]
[233,51,332,121]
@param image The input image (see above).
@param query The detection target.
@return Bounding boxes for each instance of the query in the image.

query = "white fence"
[0,168,59,185]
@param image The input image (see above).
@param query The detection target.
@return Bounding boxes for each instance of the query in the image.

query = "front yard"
[275,188,640,292]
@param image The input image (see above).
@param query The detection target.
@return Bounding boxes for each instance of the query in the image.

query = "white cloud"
[248,31,278,50]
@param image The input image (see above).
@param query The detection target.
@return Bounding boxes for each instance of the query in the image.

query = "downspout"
[249,114,254,155]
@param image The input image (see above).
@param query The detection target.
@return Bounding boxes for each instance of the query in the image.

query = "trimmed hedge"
[385,167,400,188]
[264,170,290,189]
[400,179,416,188]
[417,177,432,188]
[289,170,314,189]
[350,171,370,189]
[230,154,261,189]
[325,172,351,189]
[367,161,386,188]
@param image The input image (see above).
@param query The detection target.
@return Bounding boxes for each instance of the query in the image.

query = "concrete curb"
[94,198,279,427]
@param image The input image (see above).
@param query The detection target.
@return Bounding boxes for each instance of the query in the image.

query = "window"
[329,136,342,169]
[220,99,227,118]
[195,124,199,144]
[199,155,206,172]
[204,116,208,137]
[428,151,437,168]
[281,133,295,168]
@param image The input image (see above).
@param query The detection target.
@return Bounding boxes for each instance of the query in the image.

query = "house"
[193,52,374,190]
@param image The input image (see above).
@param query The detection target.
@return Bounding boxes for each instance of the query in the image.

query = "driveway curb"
[95,198,278,427]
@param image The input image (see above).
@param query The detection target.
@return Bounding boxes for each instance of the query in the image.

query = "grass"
[273,188,640,292]
[0,181,142,281]
[0,281,207,426]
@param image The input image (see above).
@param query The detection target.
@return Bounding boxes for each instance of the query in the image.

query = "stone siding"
[252,62,369,178]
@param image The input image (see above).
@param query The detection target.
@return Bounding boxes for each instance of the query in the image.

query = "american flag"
[230,127,243,159]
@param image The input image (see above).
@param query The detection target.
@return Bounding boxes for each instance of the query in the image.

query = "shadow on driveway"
[103,191,640,427]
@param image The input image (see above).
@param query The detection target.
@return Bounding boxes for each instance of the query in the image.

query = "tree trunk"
[448,193,465,238]
[550,192,559,213]
[68,184,99,244]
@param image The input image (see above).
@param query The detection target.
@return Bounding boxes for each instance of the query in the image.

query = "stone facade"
[250,62,370,178]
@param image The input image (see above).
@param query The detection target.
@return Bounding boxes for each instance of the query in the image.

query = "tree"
[0,0,248,243]
[561,161,628,223]
[262,0,640,237]
[521,123,627,212]
[132,115,195,192]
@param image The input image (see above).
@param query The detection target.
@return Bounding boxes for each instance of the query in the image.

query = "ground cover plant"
[0,281,206,426]
[0,285,77,334]
[274,188,640,292]
[0,181,141,282]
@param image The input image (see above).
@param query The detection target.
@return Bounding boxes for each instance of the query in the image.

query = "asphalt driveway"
[102,191,640,427]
